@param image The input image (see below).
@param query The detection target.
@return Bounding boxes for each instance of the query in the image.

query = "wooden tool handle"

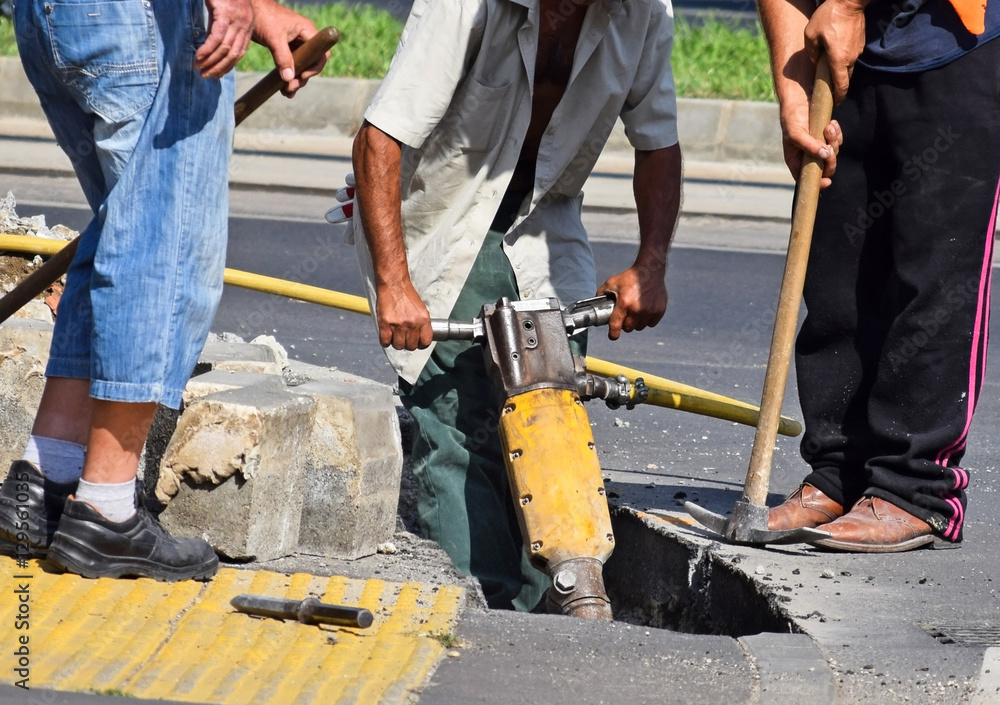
[234,26,339,126]
[0,27,339,326]
[742,55,834,506]
[0,239,79,324]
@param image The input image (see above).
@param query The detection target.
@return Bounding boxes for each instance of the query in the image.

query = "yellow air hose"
[0,233,801,436]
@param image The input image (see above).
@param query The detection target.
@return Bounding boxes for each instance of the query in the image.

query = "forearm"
[757,0,815,105]
[760,0,869,105]
[633,143,681,275]
[352,122,433,350]
[353,121,410,292]
[758,0,846,184]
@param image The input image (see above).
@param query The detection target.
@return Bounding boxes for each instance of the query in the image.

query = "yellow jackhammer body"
[432,295,646,620]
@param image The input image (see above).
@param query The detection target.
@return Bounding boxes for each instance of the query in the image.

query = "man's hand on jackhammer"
[596,263,667,341]
[375,282,434,351]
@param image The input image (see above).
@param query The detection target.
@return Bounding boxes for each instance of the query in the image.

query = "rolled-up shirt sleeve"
[364,0,487,149]
[619,0,679,151]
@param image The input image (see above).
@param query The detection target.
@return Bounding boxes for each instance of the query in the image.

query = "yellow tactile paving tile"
[1,559,465,704]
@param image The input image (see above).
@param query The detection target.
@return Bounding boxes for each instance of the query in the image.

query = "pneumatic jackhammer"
[431,294,648,620]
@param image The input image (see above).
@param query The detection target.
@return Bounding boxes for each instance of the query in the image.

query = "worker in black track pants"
[760,0,1000,551]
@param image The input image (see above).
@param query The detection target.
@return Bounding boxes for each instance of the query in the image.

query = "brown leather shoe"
[768,483,844,531]
[809,496,937,553]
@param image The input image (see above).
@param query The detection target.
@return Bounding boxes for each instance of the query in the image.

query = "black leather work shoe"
[0,460,78,554]
[48,497,219,581]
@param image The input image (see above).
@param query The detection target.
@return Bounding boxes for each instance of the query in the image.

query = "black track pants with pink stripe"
[795,38,1000,543]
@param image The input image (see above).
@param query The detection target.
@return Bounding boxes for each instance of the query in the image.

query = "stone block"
[181,368,284,407]
[12,300,54,325]
[195,339,283,376]
[137,404,182,504]
[157,385,314,561]
[294,373,403,560]
[0,319,51,479]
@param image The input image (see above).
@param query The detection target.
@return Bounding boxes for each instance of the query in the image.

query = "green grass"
[672,16,776,102]
[237,4,404,78]
[0,7,776,101]
[0,6,401,77]
[428,631,462,648]
[0,14,14,57]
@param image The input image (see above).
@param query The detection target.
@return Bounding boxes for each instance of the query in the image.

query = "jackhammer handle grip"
[431,319,482,341]
[563,294,616,332]
[234,26,340,126]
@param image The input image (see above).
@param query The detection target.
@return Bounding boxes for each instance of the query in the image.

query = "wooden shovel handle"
[742,55,835,506]
[0,27,339,325]
[234,26,339,126]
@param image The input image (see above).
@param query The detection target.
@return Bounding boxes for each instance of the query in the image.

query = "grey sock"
[22,435,85,484]
[75,478,137,523]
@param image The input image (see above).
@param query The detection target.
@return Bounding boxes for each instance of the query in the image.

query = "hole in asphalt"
[603,507,793,636]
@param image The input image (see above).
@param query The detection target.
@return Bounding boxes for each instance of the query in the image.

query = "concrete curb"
[0,56,785,168]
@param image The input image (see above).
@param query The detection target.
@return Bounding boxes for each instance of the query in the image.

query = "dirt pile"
[0,191,76,314]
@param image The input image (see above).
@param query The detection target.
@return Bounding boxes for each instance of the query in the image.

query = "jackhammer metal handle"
[431,319,484,341]
[562,295,616,333]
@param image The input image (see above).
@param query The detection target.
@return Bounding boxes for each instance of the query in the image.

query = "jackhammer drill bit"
[230,594,374,628]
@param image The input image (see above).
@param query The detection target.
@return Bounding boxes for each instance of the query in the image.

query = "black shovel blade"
[684,501,831,546]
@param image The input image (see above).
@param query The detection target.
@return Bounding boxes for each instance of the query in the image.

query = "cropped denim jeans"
[14,0,234,408]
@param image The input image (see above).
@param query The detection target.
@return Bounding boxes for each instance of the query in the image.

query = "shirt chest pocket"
[441,77,513,153]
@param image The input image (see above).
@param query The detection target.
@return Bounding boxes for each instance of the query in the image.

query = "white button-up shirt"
[353,0,679,383]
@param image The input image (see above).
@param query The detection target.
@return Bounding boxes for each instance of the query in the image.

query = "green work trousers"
[400,228,585,611]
